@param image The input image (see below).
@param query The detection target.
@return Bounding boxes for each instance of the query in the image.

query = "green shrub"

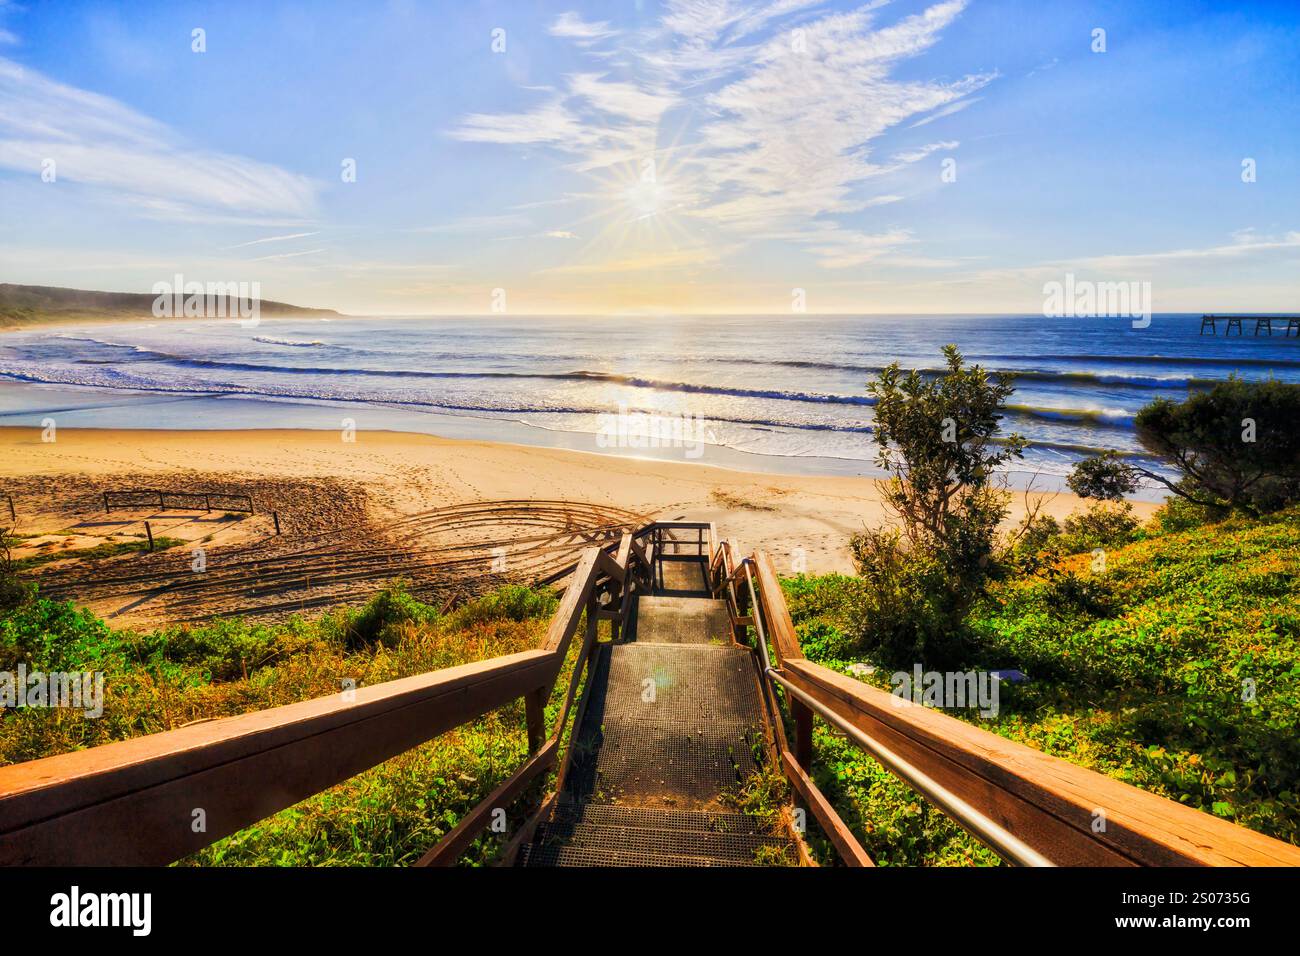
[1070,379,1300,516]
[326,583,441,649]
[847,528,974,668]
[1058,502,1142,553]
[796,620,853,661]
[1152,495,1221,534]
[857,345,1026,664]
[445,584,558,629]
[0,597,121,672]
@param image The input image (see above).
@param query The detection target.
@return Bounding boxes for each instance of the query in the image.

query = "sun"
[625,174,669,220]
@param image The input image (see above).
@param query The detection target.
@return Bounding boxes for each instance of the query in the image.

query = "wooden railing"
[0,536,645,866]
[713,544,1300,867]
[6,519,1299,868]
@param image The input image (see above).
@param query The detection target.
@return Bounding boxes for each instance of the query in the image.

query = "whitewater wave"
[0,362,1150,457]
[970,352,1300,369]
[252,336,327,348]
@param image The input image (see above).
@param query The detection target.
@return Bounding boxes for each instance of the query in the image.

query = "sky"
[0,0,1297,315]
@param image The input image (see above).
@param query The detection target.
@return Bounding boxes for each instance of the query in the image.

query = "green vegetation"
[776,361,1300,865]
[1070,378,1300,515]
[10,536,186,572]
[851,345,1027,668]
[0,579,574,866]
[782,504,1300,865]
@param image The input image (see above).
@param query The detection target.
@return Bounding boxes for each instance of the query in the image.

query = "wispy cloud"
[909,96,981,128]
[1074,230,1300,271]
[549,12,619,45]
[224,231,321,250]
[0,57,318,222]
[248,247,326,262]
[892,140,959,163]
[451,0,990,268]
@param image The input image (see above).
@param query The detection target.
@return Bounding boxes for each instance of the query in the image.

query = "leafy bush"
[1071,379,1300,515]
[852,345,1026,664]
[848,528,976,668]
[0,528,31,612]
[0,597,122,672]
[325,583,441,649]
[796,620,854,661]
[1152,495,1220,534]
[446,583,558,628]
[1058,502,1143,553]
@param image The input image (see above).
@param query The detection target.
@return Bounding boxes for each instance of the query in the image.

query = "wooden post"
[793,699,813,771]
[609,584,622,642]
[144,521,155,552]
[204,494,211,513]
[272,511,281,535]
[524,686,547,755]
[103,491,110,514]
[5,493,13,522]
[734,572,750,645]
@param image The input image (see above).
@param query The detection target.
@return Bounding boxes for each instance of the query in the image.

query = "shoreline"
[0,379,1171,499]
[1,426,1163,577]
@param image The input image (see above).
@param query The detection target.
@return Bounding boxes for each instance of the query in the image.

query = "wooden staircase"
[517,554,799,866]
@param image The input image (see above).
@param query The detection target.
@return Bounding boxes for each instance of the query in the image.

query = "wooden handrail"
[0,649,558,865]
[419,529,653,865]
[719,551,873,866]
[739,545,1300,867]
[753,552,803,664]
[0,537,638,867]
[779,658,1300,866]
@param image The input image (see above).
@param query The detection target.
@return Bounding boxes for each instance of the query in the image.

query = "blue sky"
[1,0,1297,314]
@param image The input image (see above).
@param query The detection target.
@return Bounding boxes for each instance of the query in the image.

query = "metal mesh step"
[655,556,710,596]
[600,642,763,729]
[531,819,789,863]
[517,842,750,868]
[565,642,765,803]
[631,595,731,645]
[552,802,773,835]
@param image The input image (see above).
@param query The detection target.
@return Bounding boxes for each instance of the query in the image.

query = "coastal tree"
[849,345,1026,665]
[1068,378,1300,516]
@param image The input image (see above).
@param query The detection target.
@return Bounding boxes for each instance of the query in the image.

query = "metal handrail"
[723,545,1055,868]
[766,671,1054,868]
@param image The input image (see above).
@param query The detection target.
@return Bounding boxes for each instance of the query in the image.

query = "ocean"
[3,313,1298,489]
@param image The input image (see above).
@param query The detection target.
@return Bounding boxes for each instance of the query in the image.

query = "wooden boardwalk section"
[2,521,1299,867]
[516,552,799,866]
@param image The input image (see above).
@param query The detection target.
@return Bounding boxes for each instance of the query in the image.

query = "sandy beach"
[2,426,1157,578]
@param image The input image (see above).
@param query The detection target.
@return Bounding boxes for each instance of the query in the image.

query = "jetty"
[1200,314,1300,336]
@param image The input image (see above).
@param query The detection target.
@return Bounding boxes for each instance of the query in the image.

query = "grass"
[779,506,1300,865]
[6,503,1297,867]
[12,536,186,571]
[0,581,579,866]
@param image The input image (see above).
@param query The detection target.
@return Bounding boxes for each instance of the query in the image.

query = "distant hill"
[0,283,341,328]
